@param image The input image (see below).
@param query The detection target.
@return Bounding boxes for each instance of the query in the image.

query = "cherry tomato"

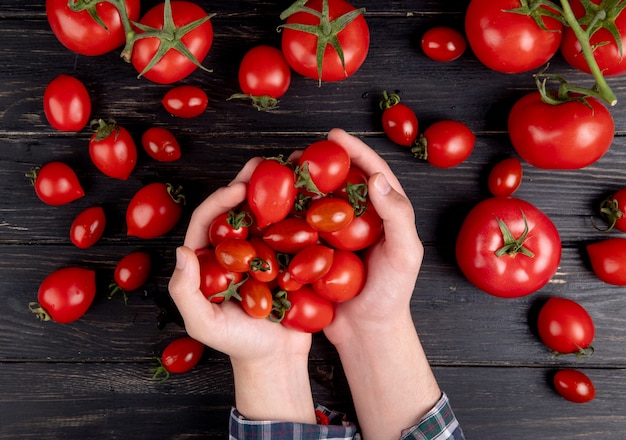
[297,140,351,194]
[508,91,614,169]
[46,0,140,56]
[553,369,596,403]
[196,249,243,303]
[413,120,475,168]
[235,45,291,110]
[141,127,182,162]
[208,211,251,247]
[131,0,214,84]
[421,26,467,62]
[43,74,91,131]
[162,85,208,118]
[262,217,319,254]
[598,188,626,232]
[214,238,257,273]
[152,336,205,381]
[248,237,280,283]
[287,244,334,284]
[281,285,335,333]
[280,0,369,82]
[240,278,273,319]
[126,182,184,239]
[70,206,106,249]
[306,197,354,233]
[89,120,137,180]
[587,238,626,286]
[332,165,369,216]
[488,158,523,197]
[560,0,626,76]
[537,297,594,355]
[30,267,96,324]
[29,161,85,206]
[312,250,365,303]
[277,269,305,292]
[248,158,298,229]
[456,197,561,298]
[465,0,562,73]
[320,204,383,251]
[379,91,418,147]
[113,251,152,292]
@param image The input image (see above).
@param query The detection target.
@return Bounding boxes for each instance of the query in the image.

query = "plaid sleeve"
[400,393,465,440]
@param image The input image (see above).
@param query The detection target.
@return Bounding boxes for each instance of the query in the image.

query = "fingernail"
[175,247,187,270]
[373,173,391,196]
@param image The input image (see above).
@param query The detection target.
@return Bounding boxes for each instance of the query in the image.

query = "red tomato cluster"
[198,141,380,333]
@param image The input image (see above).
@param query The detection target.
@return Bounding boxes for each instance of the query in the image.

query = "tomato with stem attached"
[151,336,205,382]
[297,140,351,194]
[208,210,251,247]
[598,188,626,232]
[27,161,85,206]
[109,251,152,303]
[89,119,137,180]
[537,297,594,356]
[412,120,475,168]
[196,249,243,303]
[379,91,418,147]
[214,238,257,273]
[126,182,185,239]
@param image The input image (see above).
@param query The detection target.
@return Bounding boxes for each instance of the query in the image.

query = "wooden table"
[2,1,626,438]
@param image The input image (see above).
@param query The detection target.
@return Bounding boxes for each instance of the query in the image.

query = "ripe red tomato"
[413,120,475,168]
[465,0,562,73]
[508,92,614,169]
[599,188,626,232]
[288,244,334,284]
[488,158,523,197]
[43,74,91,131]
[46,0,140,56]
[332,165,369,215]
[320,204,383,251]
[280,0,369,82]
[162,85,208,118]
[214,238,257,273]
[553,369,596,403]
[312,250,365,303]
[196,249,243,303]
[306,197,354,232]
[455,197,561,298]
[141,127,181,162]
[239,278,273,319]
[113,251,152,292]
[126,182,184,239]
[131,0,214,84]
[281,285,334,333]
[248,158,298,229]
[29,161,85,206]
[262,217,319,254]
[249,237,280,283]
[587,238,626,286]
[30,267,96,324]
[277,269,305,292]
[152,336,205,381]
[235,45,291,110]
[537,297,595,355]
[70,206,106,249]
[421,26,467,62]
[208,211,251,247]
[89,120,137,180]
[297,140,351,194]
[560,0,626,76]
[379,92,418,147]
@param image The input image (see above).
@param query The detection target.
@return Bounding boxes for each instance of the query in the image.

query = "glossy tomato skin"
[553,369,596,403]
[298,140,351,194]
[321,204,383,251]
[196,249,243,302]
[46,0,141,56]
[421,26,467,62]
[70,206,106,249]
[537,297,594,354]
[465,0,562,73]
[240,278,273,319]
[126,183,184,239]
[162,85,208,118]
[587,238,626,285]
[560,0,626,76]
[600,188,626,232]
[43,74,91,131]
[382,103,419,147]
[282,285,335,333]
[306,197,354,233]
[114,251,152,291]
[32,162,85,206]
[421,120,475,168]
[262,217,319,254]
[161,337,204,374]
[312,250,365,303]
[249,237,280,283]
[248,159,298,229]
[214,238,257,273]
[488,158,523,197]
[89,124,137,180]
[131,1,213,84]
[456,197,561,298]
[238,45,291,99]
[208,211,250,247]
[508,92,614,169]
[281,0,369,82]
[36,267,97,324]
[142,127,182,162]
[288,244,334,284]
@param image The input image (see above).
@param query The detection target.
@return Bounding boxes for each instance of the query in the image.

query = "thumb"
[168,246,206,318]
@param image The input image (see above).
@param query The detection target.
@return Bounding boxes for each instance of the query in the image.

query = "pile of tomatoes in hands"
[198,140,382,333]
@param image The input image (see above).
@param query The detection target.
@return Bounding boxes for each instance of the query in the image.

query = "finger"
[229,156,264,185]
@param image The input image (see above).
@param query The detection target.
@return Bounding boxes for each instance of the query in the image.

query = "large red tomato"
[508,91,614,169]
[455,197,561,298]
[465,0,562,73]
[280,0,369,82]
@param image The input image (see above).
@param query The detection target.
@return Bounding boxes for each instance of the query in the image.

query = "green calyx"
[278,0,365,85]
[227,93,280,111]
[379,90,401,110]
[495,210,535,258]
[599,196,624,231]
[506,0,564,31]
[269,290,291,323]
[90,118,119,142]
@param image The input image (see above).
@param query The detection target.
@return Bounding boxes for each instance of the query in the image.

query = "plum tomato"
[263,217,319,254]
[214,237,257,273]
[240,278,273,319]
[248,158,298,229]
[320,204,383,251]
[281,285,335,333]
[287,244,334,284]
[412,120,475,168]
[89,119,137,180]
[126,182,184,239]
[488,157,523,197]
[162,85,208,118]
[248,237,280,283]
[70,206,106,249]
[196,249,243,303]
[587,237,626,286]
[421,26,467,62]
[43,74,91,131]
[306,196,355,233]
[553,369,596,403]
[152,336,205,382]
[379,91,418,147]
[208,210,251,247]
[112,251,152,293]
[297,140,351,194]
[312,250,365,302]
[141,127,182,162]
[28,161,85,206]
[537,297,594,355]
